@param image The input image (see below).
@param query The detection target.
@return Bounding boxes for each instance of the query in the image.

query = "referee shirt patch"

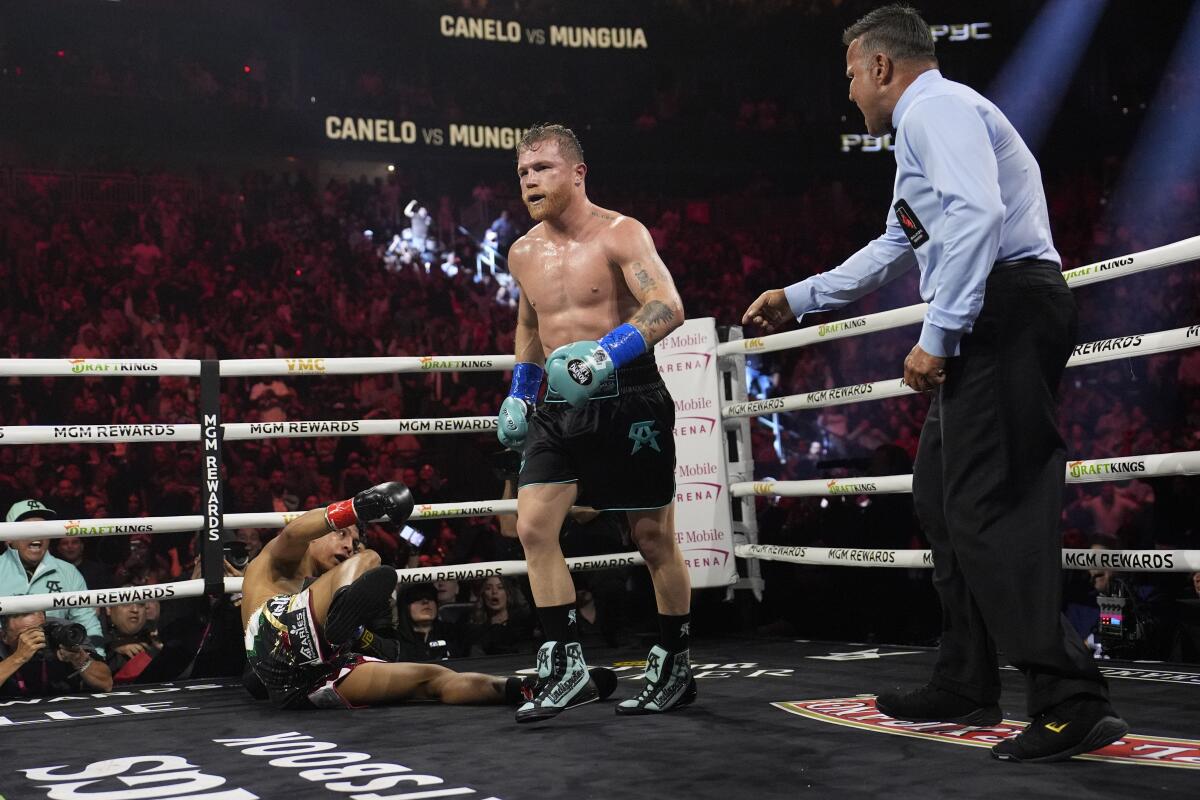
[894,199,929,249]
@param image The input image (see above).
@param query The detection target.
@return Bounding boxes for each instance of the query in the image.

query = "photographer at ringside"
[0,499,107,655]
[0,610,113,695]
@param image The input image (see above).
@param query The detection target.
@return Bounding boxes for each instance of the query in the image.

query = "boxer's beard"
[526,185,569,222]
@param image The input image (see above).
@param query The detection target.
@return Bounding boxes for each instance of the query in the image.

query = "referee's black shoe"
[991,695,1128,763]
[875,684,1002,726]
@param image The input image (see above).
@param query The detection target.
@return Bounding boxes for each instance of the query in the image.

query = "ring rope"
[736,544,1200,573]
[722,323,1199,419]
[3,324,1189,445]
[0,500,522,543]
[0,416,497,446]
[716,233,1200,358]
[0,552,647,615]
[730,450,1200,498]
[0,355,516,379]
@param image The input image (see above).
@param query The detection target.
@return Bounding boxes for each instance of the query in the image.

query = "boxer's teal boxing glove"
[497,362,543,451]
[546,323,647,408]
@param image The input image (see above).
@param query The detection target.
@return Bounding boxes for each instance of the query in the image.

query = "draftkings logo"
[1067,459,1146,479]
[826,479,878,495]
[67,359,159,374]
[817,319,868,337]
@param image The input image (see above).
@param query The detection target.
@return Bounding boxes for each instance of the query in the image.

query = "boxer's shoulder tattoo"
[590,210,617,221]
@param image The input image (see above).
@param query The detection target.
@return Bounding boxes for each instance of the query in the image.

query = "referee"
[743,5,1127,762]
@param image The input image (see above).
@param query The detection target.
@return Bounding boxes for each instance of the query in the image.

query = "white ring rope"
[4,326,1191,444]
[730,450,1200,498]
[736,544,1200,573]
[0,417,497,446]
[716,233,1200,358]
[722,324,1200,419]
[0,552,647,615]
[0,501,521,543]
[0,355,515,379]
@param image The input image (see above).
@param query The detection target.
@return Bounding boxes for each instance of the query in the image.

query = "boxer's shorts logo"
[628,420,661,454]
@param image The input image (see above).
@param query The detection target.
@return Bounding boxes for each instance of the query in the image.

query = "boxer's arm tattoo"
[633,263,657,292]
[632,300,676,342]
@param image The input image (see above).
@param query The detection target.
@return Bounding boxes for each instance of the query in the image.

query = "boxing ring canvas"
[3,639,1199,800]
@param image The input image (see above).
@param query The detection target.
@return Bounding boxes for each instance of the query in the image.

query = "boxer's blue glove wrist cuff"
[509,362,544,406]
[598,323,647,370]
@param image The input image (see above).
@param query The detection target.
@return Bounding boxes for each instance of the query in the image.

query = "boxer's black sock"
[658,612,691,654]
[538,602,579,644]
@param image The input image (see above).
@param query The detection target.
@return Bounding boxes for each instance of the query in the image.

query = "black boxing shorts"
[518,353,675,511]
[244,589,382,709]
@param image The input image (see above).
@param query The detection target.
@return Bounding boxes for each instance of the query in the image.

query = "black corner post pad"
[199,359,226,599]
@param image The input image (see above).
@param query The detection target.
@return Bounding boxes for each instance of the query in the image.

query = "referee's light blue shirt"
[784,69,1061,357]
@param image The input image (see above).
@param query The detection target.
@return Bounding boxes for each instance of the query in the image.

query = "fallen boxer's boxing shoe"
[515,640,595,723]
[616,645,696,715]
[875,684,1003,726]
[323,566,398,647]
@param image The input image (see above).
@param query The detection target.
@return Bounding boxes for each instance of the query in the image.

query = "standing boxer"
[498,124,694,722]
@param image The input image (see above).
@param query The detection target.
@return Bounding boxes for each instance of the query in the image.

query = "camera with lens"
[223,540,250,570]
[42,620,88,650]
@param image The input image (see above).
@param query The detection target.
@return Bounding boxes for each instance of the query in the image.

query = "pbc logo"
[840,133,895,153]
[567,359,593,385]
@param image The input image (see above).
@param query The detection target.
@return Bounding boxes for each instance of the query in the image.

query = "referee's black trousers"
[913,260,1108,716]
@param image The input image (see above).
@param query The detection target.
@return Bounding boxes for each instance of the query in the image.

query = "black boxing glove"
[325,481,414,530]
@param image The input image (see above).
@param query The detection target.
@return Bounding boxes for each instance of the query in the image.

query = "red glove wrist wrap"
[325,499,358,531]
